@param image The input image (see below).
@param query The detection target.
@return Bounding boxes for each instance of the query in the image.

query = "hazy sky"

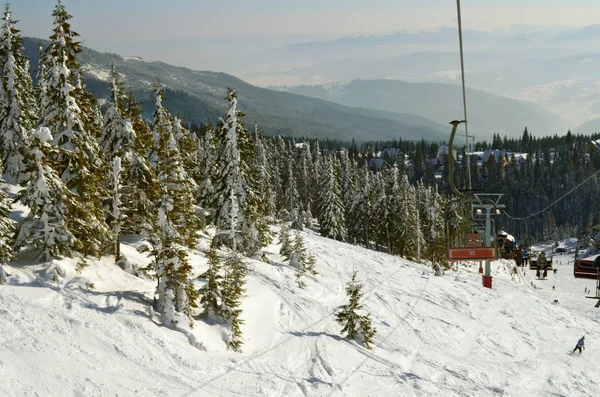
[11,0,600,70]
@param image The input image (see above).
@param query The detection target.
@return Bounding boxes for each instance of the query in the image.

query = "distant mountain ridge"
[22,37,449,142]
[282,80,569,139]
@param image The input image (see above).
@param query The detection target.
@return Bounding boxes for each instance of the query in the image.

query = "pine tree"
[253,124,274,220]
[100,65,129,161]
[150,81,198,246]
[0,174,14,283]
[195,123,216,216]
[282,158,300,222]
[110,157,123,261]
[288,231,317,288]
[0,5,37,184]
[371,172,389,249]
[335,271,376,349]
[212,89,269,255]
[316,157,346,241]
[172,116,198,178]
[103,69,158,236]
[221,251,246,351]
[152,191,198,327]
[198,243,224,321]
[16,127,74,260]
[42,1,109,257]
[348,166,372,246]
[279,225,293,261]
[122,90,159,235]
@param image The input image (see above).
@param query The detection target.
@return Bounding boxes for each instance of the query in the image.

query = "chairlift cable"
[456,0,472,190]
[504,167,600,221]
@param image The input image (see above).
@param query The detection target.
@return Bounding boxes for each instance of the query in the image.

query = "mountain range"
[279,80,569,138]
[24,38,452,142]
[23,37,570,142]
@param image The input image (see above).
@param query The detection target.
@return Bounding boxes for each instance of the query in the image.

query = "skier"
[573,336,585,354]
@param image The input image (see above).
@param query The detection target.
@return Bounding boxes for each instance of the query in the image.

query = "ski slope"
[1,229,599,397]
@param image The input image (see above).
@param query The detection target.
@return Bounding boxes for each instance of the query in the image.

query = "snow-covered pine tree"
[387,164,402,255]
[418,183,446,266]
[278,224,292,260]
[316,157,346,241]
[212,89,269,255]
[172,116,198,179]
[336,271,376,349]
[348,166,371,246]
[42,1,109,257]
[253,124,274,220]
[392,174,422,260]
[310,141,323,220]
[0,173,13,283]
[16,127,74,260]
[295,142,314,226]
[74,70,102,139]
[221,250,246,351]
[198,242,224,321]
[282,158,300,223]
[340,150,356,233]
[371,171,389,250]
[288,231,317,288]
[195,123,216,218]
[102,68,158,236]
[122,89,159,235]
[150,81,198,246]
[0,5,37,184]
[124,90,153,156]
[111,157,123,261]
[152,197,199,327]
[100,64,129,161]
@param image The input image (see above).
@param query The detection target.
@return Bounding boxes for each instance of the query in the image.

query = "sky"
[11,0,600,70]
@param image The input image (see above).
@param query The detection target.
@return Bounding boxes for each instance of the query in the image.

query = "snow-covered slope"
[1,230,599,397]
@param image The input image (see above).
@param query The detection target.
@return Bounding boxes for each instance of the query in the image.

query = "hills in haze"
[23,33,576,141]
[23,38,450,142]
[279,80,569,139]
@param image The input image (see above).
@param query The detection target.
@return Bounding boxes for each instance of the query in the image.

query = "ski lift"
[573,256,599,280]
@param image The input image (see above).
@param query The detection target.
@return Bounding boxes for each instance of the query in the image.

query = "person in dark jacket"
[573,336,585,354]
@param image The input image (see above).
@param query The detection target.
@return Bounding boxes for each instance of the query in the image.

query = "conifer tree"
[198,243,224,321]
[100,65,129,161]
[16,127,74,260]
[102,69,158,236]
[371,172,389,249]
[279,225,293,261]
[0,5,37,184]
[348,166,372,246]
[42,1,109,257]
[212,89,269,255]
[172,116,198,178]
[288,231,317,288]
[195,123,216,216]
[253,124,274,220]
[316,157,346,241]
[110,157,123,261]
[336,271,376,349]
[0,174,13,283]
[122,90,159,235]
[282,159,300,222]
[221,251,246,351]
[152,189,198,327]
[150,82,198,246]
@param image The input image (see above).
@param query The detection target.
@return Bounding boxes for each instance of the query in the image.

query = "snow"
[1,227,600,396]
[81,64,111,82]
